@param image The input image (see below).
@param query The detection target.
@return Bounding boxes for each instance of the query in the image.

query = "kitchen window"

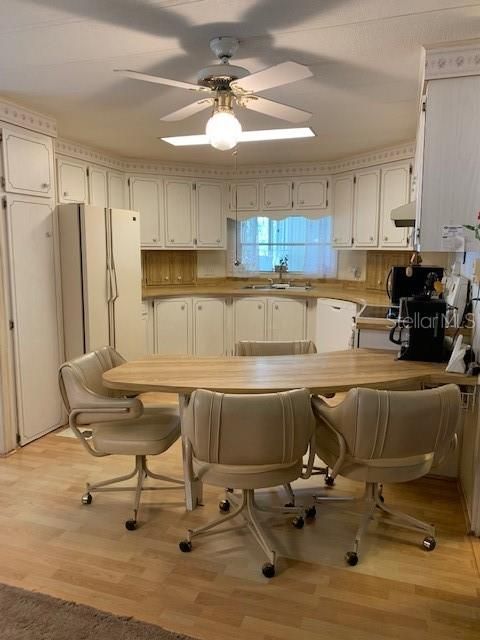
[233,215,337,276]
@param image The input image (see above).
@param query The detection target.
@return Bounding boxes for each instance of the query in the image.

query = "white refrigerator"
[59,204,143,361]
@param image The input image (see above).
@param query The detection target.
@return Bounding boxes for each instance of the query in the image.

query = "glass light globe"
[205,111,242,151]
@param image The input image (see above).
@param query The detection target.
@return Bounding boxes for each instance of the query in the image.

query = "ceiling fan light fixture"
[206,110,242,151]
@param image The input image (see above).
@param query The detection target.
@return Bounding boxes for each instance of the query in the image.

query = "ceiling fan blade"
[241,96,311,123]
[161,99,213,122]
[114,69,212,93]
[231,61,312,95]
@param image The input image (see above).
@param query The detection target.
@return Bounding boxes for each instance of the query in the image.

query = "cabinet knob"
[216,239,221,243]
[257,304,262,310]
[170,239,174,243]
[198,305,202,311]
[369,236,374,241]
[152,238,157,242]
[45,231,52,238]
[250,201,254,206]
[299,199,305,204]
[274,304,279,310]
[41,183,49,189]
[384,236,388,241]
[333,237,337,242]
[181,305,185,310]
[164,276,169,281]
[177,275,182,280]
[63,191,68,197]
[266,201,271,205]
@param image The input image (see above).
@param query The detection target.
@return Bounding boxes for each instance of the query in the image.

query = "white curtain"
[229,215,337,277]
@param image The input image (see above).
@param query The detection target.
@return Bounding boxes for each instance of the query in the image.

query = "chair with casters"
[58,346,183,530]
[178,388,317,578]
[236,339,332,503]
[311,384,461,566]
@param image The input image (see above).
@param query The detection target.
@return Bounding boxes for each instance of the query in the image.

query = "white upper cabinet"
[379,162,411,248]
[164,179,194,248]
[262,181,292,210]
[108,171,127,209]
[231,182,259,211]
[293,178,328,210]
[233,298,267,347]
[1,125,54,198]
[195,181,225,248]
[353,168,380,247]
[193,298,227,356]
[154,298,191,355]
[269,298,306,342]
[130,176,164,248]
[332,175,354,247]
[88,166,108,208]
[418,76,480,251]
[57,158,88,203]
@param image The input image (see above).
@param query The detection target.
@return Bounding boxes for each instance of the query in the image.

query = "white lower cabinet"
[193,298,227,356]
[269,298,306,342]
[233,297,268,348]
[315,299,356,352]
[154,298,191,355]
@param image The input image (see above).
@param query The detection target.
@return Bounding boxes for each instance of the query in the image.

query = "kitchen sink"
[241,284,312,291]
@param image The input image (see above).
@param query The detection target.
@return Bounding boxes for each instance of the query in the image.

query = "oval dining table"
[103,348,475,510]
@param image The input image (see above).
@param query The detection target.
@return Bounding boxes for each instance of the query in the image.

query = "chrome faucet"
[274,255,288,283]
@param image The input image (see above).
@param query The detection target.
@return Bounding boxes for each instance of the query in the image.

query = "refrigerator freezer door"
[109,208,143,360]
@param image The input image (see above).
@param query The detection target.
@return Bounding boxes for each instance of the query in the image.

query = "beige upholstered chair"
[312,384,461,565]
[236,339,330,505]
[59,346,183,530]
[178,388,316,578]
[236,339,317,356]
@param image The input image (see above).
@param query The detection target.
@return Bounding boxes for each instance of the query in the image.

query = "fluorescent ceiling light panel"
[161,127,315,146]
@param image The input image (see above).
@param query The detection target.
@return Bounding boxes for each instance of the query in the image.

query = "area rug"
[0,583,198,640]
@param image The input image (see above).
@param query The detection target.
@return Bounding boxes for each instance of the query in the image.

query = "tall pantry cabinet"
[0,122,64,450]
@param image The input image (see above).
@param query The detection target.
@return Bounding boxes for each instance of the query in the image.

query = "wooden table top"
[103,349,477,395]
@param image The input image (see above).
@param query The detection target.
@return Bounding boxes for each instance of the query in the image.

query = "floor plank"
[0,433,479,640]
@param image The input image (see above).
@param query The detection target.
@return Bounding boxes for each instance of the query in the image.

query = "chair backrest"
[59,347,126,412]
[236,340,317,356]
[314,384,461,464]
[183,388,314,467]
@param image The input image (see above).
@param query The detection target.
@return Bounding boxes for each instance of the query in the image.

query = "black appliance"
[389,297,448,362]
[387,265,444,305]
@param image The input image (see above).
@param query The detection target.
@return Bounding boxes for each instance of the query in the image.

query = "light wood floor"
[0,432,479,640]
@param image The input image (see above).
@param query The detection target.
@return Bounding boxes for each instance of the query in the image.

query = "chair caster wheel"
[179,540,192,553]
[284,502,295,508]
[262,562,275,578]
[81,493,92,505]
[423,536,436,551]
[292,516,304,529]
[379,494,385,503]
[219,499,230,513]
[345,551,358,566]
[125,519,137,531]
[325,475,335,487]
[305,506,316,521]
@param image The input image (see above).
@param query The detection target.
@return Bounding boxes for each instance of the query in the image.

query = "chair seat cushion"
[92,414,180,455]
[193,458,303,490]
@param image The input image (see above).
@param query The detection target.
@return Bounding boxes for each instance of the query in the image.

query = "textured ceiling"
[2,0,480,163]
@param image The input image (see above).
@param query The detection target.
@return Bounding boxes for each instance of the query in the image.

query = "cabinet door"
[154,298,191,355]
[195,181,225,248]
[262,181,292,210]
[332,175,354,247]
[379,163,411,248]
[269,298,306,341]
[193,298,226,356]
[231,182,259,211]
[165,179,194,247]
[130,176,163,248]
[233,298,267,346]
[315,299,356,353]
[108,171,127,209]
[1,126,54,198]
[5,195,63,444]
[294,178,328,210]
[57,158,88,203]
[353,169,380,247]
[88,166,108,208]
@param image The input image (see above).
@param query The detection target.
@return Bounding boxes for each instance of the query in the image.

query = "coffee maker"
[389,271,448,362]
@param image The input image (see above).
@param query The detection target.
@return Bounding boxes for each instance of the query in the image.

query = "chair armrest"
[71,390,143,425]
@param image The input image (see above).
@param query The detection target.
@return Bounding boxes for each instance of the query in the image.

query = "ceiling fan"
[115,36,313,150]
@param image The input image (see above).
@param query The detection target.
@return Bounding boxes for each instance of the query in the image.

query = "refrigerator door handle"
[111,260,119,303]
[107,266,114,303]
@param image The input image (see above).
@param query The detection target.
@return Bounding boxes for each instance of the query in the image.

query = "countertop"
[142,280,390,307]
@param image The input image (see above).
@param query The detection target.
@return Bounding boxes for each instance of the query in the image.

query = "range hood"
[390,201,416,228]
